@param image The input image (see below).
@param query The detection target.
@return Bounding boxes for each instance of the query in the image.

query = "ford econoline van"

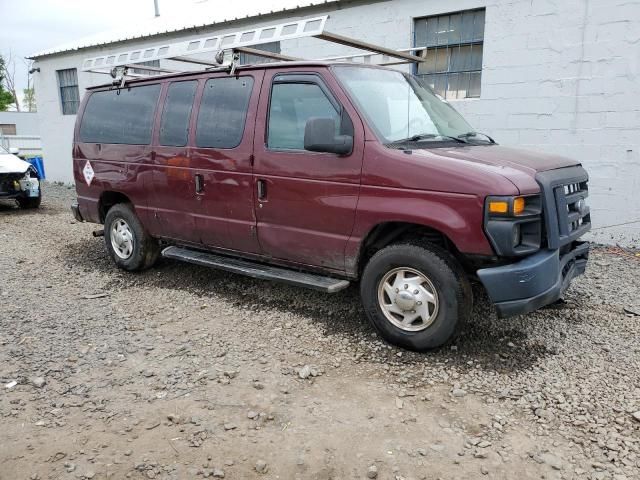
[72,62,590,351]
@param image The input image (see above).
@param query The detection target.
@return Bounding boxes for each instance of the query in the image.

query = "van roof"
[86,61,396,90]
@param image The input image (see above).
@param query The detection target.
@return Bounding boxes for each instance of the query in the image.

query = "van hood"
[0,153,31,175]
[414,144,580,175]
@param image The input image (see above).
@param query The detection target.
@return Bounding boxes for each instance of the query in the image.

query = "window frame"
[265,73,345,153]
[194,75,255,150]
[57,68,80,115]
[0,124,17,135]
[413,8,486,100]
[159,79,198,147]
[78,83,162,145]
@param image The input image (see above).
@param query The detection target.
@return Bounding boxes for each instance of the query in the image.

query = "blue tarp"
[27,156,45,179]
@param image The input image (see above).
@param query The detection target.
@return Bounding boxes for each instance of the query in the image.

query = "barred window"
[57,68,80,115]
[414,9,485,100]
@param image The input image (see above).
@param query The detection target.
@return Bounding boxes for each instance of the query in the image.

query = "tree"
[0,87,13,111]
[23,87,36,112]
[0,57,15,111]
[0,54,19,111]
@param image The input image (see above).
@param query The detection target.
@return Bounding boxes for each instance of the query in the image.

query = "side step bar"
[162,246,350,293]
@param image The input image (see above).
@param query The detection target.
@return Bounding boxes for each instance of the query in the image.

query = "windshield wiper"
[387,133,467,147]
[457,131,496,143]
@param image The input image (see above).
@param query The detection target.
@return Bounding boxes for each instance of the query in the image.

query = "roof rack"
[82,15,427,84]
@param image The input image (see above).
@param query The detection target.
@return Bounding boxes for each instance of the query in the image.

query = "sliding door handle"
[195,174,204,194]
[257,179,266,201]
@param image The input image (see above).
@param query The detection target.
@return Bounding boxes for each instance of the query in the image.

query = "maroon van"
[71,62,590,351]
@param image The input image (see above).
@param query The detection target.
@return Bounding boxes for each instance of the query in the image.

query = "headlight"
[487,196,537,216]
[484,195,542,256]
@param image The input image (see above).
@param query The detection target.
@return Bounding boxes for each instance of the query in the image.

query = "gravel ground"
[1,183,639,480]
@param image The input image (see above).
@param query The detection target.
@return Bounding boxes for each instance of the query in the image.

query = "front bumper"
[477,242,589,317]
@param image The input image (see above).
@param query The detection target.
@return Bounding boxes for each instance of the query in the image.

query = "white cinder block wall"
[32,0,640,246]
[0,112,41,136]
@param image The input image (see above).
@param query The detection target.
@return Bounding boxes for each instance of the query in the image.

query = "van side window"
[160,81,197,147]
[267,83,340,151]
[79,84,161,145]
[195,76,254,149]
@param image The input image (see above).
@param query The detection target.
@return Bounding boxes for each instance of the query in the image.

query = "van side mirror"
[9,147,19,155]
[304,117,353,155]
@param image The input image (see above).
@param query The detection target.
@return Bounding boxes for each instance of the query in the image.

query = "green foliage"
[0,55,16,111]
[23,87,36,112]
[0,88,13,111]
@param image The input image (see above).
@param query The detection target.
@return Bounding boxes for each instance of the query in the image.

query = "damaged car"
[0,145,41,209]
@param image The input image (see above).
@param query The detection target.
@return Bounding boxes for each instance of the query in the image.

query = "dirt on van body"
[1,183,639,480]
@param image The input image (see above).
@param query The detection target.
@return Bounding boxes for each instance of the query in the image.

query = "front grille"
[536,166,591,249]
[556,179,590,238]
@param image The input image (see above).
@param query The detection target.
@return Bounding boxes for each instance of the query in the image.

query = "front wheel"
[104,203,160,271]
[360,243,472,351]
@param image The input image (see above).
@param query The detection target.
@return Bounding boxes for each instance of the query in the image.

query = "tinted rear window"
[160,80,197,147]
[80,84,161,145]
[196,76,253,149]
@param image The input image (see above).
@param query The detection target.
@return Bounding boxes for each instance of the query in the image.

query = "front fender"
[345,185,492,274]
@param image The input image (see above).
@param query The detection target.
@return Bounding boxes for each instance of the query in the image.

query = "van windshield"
[333,66,487,146]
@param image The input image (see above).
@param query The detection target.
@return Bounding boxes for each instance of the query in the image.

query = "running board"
[162,246,350,293]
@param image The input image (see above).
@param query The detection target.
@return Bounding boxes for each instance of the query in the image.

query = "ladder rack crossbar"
[233,47,302,62]
[320,45,428,62]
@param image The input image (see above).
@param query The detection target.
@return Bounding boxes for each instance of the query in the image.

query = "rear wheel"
[104,203,160,271]
[360,242,471,351]
[17,195,41,209]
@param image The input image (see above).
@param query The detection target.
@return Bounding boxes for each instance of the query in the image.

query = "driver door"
[252,69,364,272]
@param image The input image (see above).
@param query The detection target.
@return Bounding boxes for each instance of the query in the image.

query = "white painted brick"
[604,111,640,128]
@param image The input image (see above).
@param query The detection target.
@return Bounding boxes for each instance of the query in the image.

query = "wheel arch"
[98,191,132,223]
[354,221,464,276]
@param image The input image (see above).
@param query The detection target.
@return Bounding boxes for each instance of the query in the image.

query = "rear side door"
[190,71,264,253]
[252,69,364,272]
[149,79,201,244]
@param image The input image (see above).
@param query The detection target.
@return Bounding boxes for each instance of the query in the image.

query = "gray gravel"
[1,183,639,479]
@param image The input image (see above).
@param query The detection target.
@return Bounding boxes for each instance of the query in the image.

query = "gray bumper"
[477,242,589,317]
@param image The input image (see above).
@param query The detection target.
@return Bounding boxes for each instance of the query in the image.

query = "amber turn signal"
[513,197,525,215]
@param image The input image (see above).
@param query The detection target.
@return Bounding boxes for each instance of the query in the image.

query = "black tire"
[17,195,41,209]
[104,203,160,271]
[360,242,472,351]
